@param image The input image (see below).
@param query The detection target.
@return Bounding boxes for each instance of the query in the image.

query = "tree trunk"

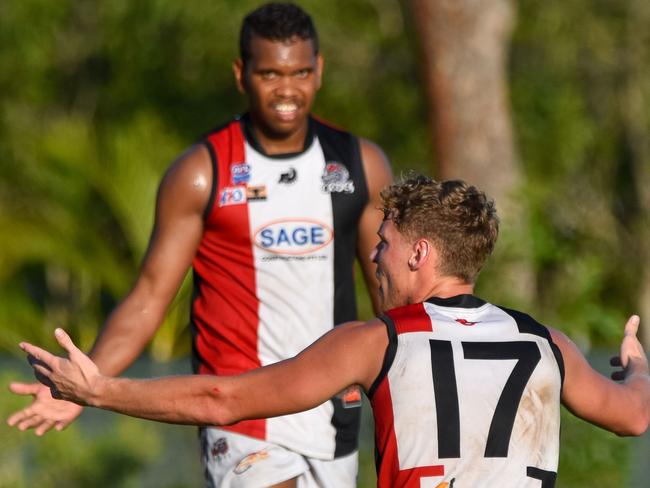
[409,0,534,304]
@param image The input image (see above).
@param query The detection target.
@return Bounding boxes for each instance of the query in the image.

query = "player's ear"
[409,239,431,270]
[315,54,324,90]
[233,58,246,94]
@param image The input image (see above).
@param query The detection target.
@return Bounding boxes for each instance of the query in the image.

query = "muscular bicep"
[357,139,393,314]
[132,144,212,305]
[220,320,388,422]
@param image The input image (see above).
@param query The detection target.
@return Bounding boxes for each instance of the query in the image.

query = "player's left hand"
[610,315,649,381]
[19,328,102,406]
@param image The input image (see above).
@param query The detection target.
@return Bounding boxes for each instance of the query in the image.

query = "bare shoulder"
[548,327,569,346]
[323,319,389,391]
[548,328,578,359]
[158,144,212,211]
[359,138,389,164]
[333,318,389,346]
[162,144,212,192]
[359,138,393,192]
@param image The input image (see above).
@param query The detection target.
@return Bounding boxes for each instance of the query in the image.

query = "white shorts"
[199,428,358,488]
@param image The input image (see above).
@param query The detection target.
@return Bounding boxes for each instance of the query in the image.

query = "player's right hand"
[610,315,649,381]
[7,381,84,436]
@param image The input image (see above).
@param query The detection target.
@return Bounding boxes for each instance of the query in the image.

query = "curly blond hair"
[380,174,499,283]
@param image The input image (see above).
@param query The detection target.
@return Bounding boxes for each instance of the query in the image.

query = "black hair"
[239,2,319,65]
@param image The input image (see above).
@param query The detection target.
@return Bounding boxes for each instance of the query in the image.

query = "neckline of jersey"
[239,113,315,160]
[425,294,487,309]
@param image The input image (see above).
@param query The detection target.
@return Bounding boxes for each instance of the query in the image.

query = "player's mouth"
[272,102,300,122]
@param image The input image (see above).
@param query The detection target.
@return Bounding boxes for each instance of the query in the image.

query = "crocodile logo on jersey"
[455,318,480,326]
[321,161,354,193]
[231,162,251,185]
[254,219,333,255]
[278,167,297,184]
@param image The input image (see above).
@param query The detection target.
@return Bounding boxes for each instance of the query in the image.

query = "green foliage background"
[1,0,648,486]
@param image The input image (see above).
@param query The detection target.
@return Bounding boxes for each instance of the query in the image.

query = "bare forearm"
[21,320,385,431]
[88,375,229,426]
[90,300,164,376]
[86,371,306,427]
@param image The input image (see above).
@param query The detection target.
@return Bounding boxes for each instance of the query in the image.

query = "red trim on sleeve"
[388,303,433,335]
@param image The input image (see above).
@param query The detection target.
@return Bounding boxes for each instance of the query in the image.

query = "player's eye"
[295,69,311,79]
[260,71,278,80]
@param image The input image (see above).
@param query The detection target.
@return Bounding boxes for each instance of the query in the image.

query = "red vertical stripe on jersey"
[192,120,265,439]
[372,376,446,487]
[372,376,402,488]
[389,303,433,335]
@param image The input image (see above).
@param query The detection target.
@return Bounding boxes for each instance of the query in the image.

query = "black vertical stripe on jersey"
[374,443,382,477]
[315,117,369,458]
[498,306,566,389]
[370,315,398,477]
[315,118,369,327]
[367,315,398,399]
[549,341,565,391]
[527,466,557,487]
[430,340,461,458]
[190,270,206,374]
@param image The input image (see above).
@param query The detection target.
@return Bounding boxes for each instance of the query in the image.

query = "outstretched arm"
[357,139,393,314]
[552,315,650,436]
[20,320,388,426]
[7,144,211,435]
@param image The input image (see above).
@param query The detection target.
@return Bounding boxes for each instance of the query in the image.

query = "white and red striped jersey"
[191,114,367,459]
[369,295,564,488]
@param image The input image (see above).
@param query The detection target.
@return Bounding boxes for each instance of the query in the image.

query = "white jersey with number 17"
[369,294,564,488]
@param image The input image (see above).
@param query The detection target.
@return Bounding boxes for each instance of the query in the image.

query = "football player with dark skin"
[8,4,392,488]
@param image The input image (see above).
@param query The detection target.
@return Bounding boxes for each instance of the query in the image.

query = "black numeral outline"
[429,340,541,458]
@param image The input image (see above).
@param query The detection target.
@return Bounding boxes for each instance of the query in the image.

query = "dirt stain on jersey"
[517,381,559,465]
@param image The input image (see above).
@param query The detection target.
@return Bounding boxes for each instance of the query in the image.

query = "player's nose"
[275,76,297,97]
[370,246,378,263]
